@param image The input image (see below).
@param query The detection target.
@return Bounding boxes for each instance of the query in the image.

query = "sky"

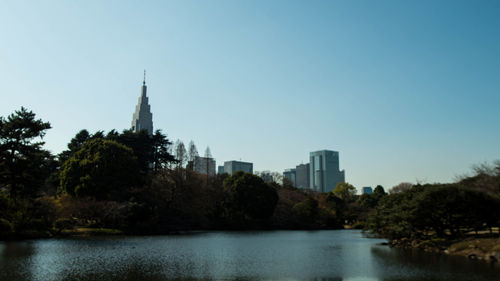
[1,0,499,191]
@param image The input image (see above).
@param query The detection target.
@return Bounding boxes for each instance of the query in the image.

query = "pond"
[0,230,498,281]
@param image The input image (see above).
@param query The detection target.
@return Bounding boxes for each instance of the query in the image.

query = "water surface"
[0,230,498,281]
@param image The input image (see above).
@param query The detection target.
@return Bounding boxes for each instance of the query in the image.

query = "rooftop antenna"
[143,69,146,85]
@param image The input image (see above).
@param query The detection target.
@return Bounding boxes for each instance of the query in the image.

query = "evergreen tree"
[0,107,52,198]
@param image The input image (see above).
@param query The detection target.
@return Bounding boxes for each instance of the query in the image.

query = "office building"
[362,187,373,194]
[193,156,216,176]
[309,150,345,193]
[295,163,310,189]
[224,160,253,175]
[217,165,225,174]
[283,168,296,186]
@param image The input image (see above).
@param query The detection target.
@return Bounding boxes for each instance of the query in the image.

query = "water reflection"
[0,241,36,281]
[370,245,500,281]
[0,231,498,281]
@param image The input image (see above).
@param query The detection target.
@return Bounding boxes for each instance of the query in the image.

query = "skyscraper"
[193,156,216,176]
[283,168,296,186]
[309,150,345,193]
[131,71,153,135]
[295,163,310,189]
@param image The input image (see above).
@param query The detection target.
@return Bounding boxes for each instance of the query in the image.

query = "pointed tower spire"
[131,71,153,135]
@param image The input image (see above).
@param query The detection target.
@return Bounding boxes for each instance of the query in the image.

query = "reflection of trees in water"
[0,242,35,281]
[55,275,342,281]
[55,271,346,281]
[370,245,445,267]
[307,278,343,281]
[370,245,500,281]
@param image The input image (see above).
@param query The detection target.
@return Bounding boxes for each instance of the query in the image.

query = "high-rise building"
[217,165,225,174]
[283,168,296,186]
[224,160,253,175]
[295,163,310,189]
[309,150,345,192]
[362,186,373,194]
[131,71,153,135]
[193,156,216,176]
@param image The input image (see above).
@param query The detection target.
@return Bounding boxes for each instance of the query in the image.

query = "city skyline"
[1,1,499,190]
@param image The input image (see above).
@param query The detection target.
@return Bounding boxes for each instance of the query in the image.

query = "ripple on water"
[0,230,498,281]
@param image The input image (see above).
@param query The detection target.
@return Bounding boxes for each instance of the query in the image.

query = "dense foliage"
[1,107,499,240]
[222,171,278,225]
[59,139,141,200]
[0,107,53,198]
[0,108,350,239]
[366,183,500,240]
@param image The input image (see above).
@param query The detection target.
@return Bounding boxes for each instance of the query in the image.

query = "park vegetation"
[1,107,499,243]
[364,163,500,258]
[0,108,348,239]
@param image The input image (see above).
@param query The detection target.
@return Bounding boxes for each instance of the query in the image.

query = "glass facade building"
[224,161,253,175]
[193,156,216,176]
[362,186,373,194]
[283,168,296,186]
[295,163,310,189]
[309,150,345,192]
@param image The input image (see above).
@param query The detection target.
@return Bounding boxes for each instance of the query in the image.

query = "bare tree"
[495,160,500,176]
[389,182,413,194]
[174,140,187,168]
[204,146,212,158]
[472,162,497,176]
[188,140,199,163]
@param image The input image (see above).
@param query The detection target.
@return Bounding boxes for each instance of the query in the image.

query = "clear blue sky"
[1,0,499,191]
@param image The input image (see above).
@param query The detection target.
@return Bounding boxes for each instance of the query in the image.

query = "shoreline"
[385,236,500,263]
[1,226,349,241]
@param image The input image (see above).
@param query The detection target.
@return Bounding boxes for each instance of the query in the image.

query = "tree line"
[365,166,500,241]
[2,107,498,240]
[0,108,354,238]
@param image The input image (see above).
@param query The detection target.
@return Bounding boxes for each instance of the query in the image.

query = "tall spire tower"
[131,70,153,135]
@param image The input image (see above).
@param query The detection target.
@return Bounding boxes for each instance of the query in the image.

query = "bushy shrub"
[0,218,13,233]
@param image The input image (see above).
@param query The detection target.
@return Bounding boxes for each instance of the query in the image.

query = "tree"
[292,196,319,227]
[373,185,386,198]
[113,129,153,172]
[151,130,176,172]
[59,139,140,200]
[333,182,357,202]
[187,140,199,163]
[0,107,52,198]
[389,182,413,194]
[458,161,500,197]
[204,146,212,158]
[366,183,500,239]
[58,129,91,164]
[174,140,187,168]
[325,192,346,218]
[356,193,378,209]
[223,172,279,222]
